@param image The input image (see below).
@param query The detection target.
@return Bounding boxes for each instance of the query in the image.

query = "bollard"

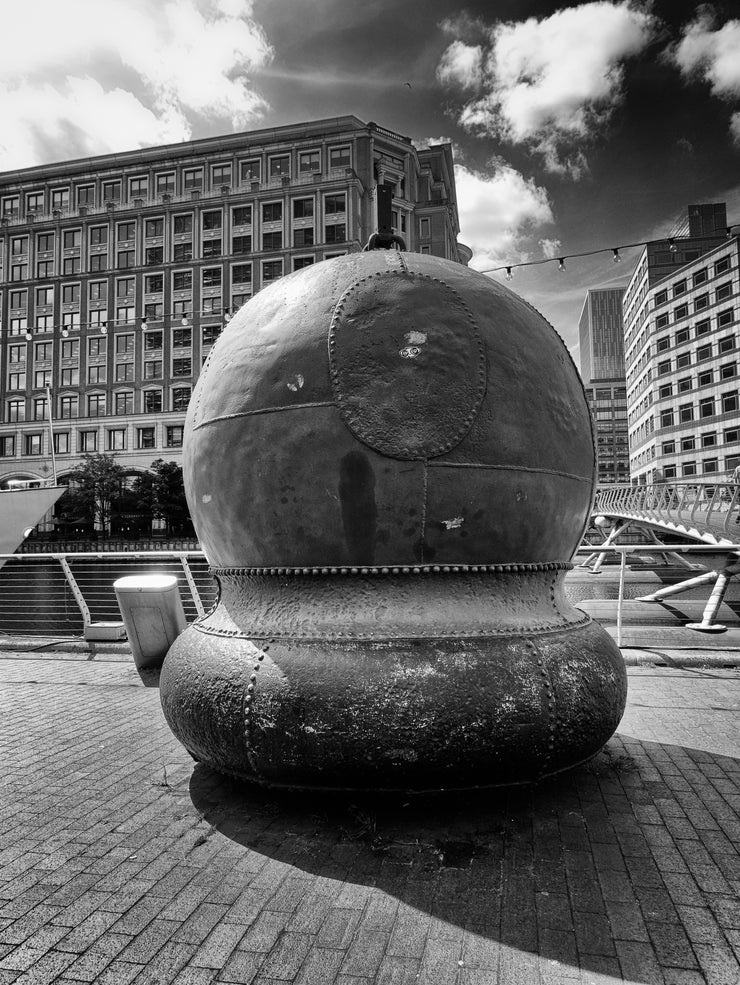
[114,574,187,670]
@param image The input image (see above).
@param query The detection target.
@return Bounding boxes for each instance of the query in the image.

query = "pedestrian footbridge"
[593,480,740,547]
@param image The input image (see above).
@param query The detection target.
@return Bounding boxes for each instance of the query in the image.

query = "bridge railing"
[594,480,740,538]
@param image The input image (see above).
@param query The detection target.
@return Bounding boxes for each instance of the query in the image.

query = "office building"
[622,203,739,482]
[0,116,467,496]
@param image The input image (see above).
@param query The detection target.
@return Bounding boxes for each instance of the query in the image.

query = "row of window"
[8,330,198,364]
[6,387,191,423]
[0,147,354,217]
[0,424,185,458]
[8,356,194,390]
[653,255,733,307]
[656,332,736,375]
[657,391,740,428]
[661,427,740,455]
[661,453,740,479]
[657,362,737,399]
[654,285,734,329]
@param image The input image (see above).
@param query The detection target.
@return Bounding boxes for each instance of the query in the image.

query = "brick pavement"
[0,649,739,984]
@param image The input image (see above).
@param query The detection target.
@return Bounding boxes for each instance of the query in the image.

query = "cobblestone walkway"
[0,651,739,984]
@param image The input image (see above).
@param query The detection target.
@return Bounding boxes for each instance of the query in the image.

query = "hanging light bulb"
[25,330,33,341]
[505,267,513,281]
[558,258,566,272]
[612,248,621,263]
[100,321,108,335]
[223,307,231,322]
[668,239,677,253]
[727,226,734,239]
[141,317,148,329]
[61,328,69,339]
[181,315,189,326]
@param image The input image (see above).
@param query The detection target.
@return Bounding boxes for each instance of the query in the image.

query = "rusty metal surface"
[160,252,624,791]
[184,252,595,569]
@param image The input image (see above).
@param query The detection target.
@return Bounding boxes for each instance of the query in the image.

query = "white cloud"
[454,161,554,270]
[672,12,740,98]
[438,2,655,177]
[436,42,483,90]
[539,238,562,260]
[0,0,272,169]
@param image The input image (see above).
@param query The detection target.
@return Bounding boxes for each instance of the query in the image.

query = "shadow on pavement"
[189,733,740,983]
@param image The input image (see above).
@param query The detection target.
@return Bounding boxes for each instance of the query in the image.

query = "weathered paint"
[160,252,626,790]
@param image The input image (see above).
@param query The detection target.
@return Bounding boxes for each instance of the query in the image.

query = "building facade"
[623,203,739,483]
[578,288,629,484]
[0,116,466,493]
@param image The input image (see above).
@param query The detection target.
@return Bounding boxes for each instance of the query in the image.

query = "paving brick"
[693,941,740,985]
[293,947,345,985]
[339,929,389,978]
[647,920,699,970]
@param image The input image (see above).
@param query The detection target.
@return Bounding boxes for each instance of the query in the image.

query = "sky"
[2,0,740,362]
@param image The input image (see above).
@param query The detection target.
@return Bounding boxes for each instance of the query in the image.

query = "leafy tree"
[63,453,126,538]
[134,459,193,537]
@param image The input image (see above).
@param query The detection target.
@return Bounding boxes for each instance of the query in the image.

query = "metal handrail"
[0,550,215,639]
[594,480,740,541]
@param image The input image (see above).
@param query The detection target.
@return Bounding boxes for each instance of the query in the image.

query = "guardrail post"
[686,571,732,633]
[180,556,206,618]
[55,555,92,630]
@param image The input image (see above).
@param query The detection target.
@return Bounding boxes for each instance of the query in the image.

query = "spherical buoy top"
[184,251,595,569]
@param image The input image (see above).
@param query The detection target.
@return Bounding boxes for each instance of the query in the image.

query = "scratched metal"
[160,252,625,791]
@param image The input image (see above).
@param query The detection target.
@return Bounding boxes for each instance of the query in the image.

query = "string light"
[481,224,739,279]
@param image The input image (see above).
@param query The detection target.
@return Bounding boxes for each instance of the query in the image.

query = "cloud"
[0,0,272,169]
[672,9,740,145]
[437,2,655,177]
[454,161,555,270]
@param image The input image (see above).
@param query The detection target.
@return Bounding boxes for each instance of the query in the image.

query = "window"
[232,263,251,285]
[172,357,192,377]
[240,159,261,183]
[174,243,193,262]
[64,257,81,275]
[117,222,135,242]
[145,247,163,266]
[673,280,687,297]
[89,226,108,247]
[715,257,731,274]
[232,206,251,226]
[2,196,20,217]
[9,317,27,336]
[145,273,163,294]
[701,432,717,448]
[703,458,719,474]
[293,198,314,219]
[144,302,163,321]
[677,377,692,393]
[137,427,155,449]
[174,214,193,235]
[77,186,95,207]
[202,211,222,231]
[37,232,54,252]
[679,403,694,423]
[298,150,320,173]
[718,310,734,328]
[144,390,162,413]
[116,305,134,325]
[144,360,162,379]
[59,396,77,419]
[716,283,732,301]
[8,344,24,363]
[11,263,28,282]
[115,363,133,383]
[721,362,736,380]
[420,217,431,238]
[166,425,184,447]
[202,297,221,315]
[262,260,283,284]
[262,202,282,223]
[293,256,314,271]
[325,193,346,214]
[173,271,192,292]
[89,281,107,303]
[719,335,735,353]
[212,164,231,186]
[34,342,52,361]
[722,392,739,413]
[695,294,709,311]
[680,436,695,451]
[87,394,106,416]
[269,155,290,178]
[693,268,708,287]
[79,430,97,452]
[699,397,715,418]
[37,260,54,278]
[61,340,79,360]
[107,429,126,451]
[34,370,51,389]
[117,250,135,268]
[676,352,691,368]
[11,237,28,256]
[655,313,669,329]
[232,235,252,254]
[697,344,712,361]
[156,173,175,195]
[698,370,713,387]
[60,367,79,387]
[172,388,190,412]
[661,440,675,454]
[51,188,69,211]
[7,373,25,392]
[202,268,222,288]
[173,328,192,347]
[7,400,25,422]
[26,192,44,214]
[129,176,148,198]
[33,397,48,421]
[682,462,697,477]
[674,323,689,339]
[88,366,106,384]
[145,218,164,238]
[725,428,740,444]
[656,337,670,352]
[63,229,81,250]
[659,409,674,427]
[88,337,107,358]
[144,331,163,351]
[103,181,121,202]
[329,146,351,169]
[263,231,282,250]
[0,436,15,457]
[184,169,203,191]
[202,325,222,346]
[9,289,28,309]
[293,228,314,247]
[325,224,346,244]
[24,434,42,456]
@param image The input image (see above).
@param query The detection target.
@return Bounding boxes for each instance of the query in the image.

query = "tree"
[134,459,193,537]
[64,453,126,539]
